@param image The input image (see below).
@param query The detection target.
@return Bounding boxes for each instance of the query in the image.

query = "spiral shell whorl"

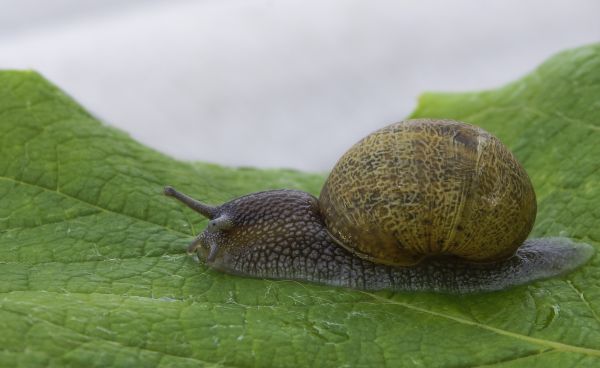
[318,119,537,266]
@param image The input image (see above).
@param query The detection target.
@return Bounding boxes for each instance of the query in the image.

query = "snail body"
[165,119,593,294]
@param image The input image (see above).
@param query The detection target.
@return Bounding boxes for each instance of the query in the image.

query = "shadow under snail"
[165,119,593,294]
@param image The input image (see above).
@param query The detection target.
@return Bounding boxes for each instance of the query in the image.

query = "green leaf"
[1,43,599,367]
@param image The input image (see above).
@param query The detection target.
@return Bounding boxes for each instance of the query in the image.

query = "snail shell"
[319,119,536,266]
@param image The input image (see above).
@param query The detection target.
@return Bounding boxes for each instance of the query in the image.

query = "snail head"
[164,186,321,274]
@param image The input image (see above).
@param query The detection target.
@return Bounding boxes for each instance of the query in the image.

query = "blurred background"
[0,0,599,171]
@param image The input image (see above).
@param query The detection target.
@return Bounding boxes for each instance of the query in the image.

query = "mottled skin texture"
[320,119,537,266]
[169,189,592,294]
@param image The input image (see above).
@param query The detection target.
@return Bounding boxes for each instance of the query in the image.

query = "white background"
[1,0,599,171]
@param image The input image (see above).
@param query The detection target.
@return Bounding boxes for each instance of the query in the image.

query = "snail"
[165,119,593,294]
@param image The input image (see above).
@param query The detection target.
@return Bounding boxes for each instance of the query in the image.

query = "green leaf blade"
[1,44,600,367]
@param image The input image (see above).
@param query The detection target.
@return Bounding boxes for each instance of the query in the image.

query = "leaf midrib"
[5,285,599,362]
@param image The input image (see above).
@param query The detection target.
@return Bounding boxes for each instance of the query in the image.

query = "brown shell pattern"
[318,119,537,266]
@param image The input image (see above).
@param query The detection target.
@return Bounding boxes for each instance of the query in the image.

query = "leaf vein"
[0,176,189,237]
[364,292,600,357]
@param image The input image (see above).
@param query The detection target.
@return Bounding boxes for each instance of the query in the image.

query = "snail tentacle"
[164,186,217,219]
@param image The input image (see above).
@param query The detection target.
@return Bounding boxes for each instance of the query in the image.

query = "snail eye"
[207,214,233,232]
